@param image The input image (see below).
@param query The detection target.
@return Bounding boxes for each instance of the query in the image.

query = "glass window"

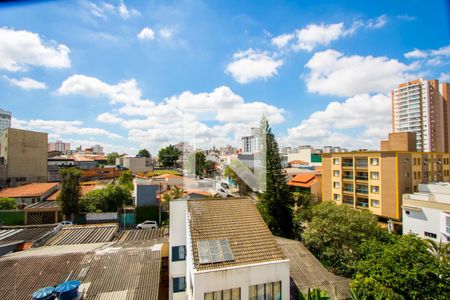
[370,158,379,166]
[249,281,281,300]
[333,182,340,188]
[173,277,186,293]
[172,245,186,262]
[371,186,379,193]
[205,288,241,300]
[333,158,340,165]
[333,170,340,177]
[371,199,380,208]
[333,194,340,201]
[370,172,379,180]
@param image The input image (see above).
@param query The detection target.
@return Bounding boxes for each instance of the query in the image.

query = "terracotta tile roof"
[153,174,183,180]
[0,183,58,198]
[46,185,99,201]
[188,197,286,271]
[288,173,318,188]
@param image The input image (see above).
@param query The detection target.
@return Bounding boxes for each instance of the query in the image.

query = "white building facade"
[48,140,71,153]
[169,198,290,300]
[0,108,11,133]
[402,183,450,243]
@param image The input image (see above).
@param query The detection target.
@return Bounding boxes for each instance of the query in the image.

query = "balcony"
[343,196,354,206]
[356,185,368,195]
[356,199,369,209]
[342,159,353,168]
[356,174,368,181]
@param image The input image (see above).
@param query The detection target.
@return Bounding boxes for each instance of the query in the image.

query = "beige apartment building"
[0,128,48,187]
[392,78,450,152]
[322,133,450,222]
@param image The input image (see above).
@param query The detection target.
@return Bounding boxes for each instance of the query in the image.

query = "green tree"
[80,189,104,213]
[106,152,122,165]
[58,167,82,221]
[204,160,217,177]
[80,184,132,212]
[353,234,450,299]
[292,191,319,238]
[187,151,207,177]
[0,198,16,210]
[170,186,185,200]
[158,145,181,168]
[424,239,450,264]
[138,149,151,158]
[257,117,294,238]
[298,288,330,300]
[118,170,133,190]
[302,201,378,275]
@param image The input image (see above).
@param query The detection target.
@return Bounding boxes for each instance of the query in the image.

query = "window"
[370,158,379,166]
[333,182,340,188]
[249,281,281,300]
[204,288,240,300]
[333,158,340,165]
[333,170,340,177]
[424,232,437,239]
[370,172,379,180]
[173,277,186,293]
[172,245,186,262]
[371,199,380,207]
[333,194,340,201]
[371,186,379,193]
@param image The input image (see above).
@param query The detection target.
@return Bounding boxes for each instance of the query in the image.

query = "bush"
[0,198,17,210]
[0,210,24,225]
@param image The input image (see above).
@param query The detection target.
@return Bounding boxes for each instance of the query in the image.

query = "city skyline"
[0,0,449,154]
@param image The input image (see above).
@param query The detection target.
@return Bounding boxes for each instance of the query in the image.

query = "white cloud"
[12,118,122,140]
[293,23,351,52]
[91,0,140,20]
[159,27,173,39]
[431,45,450,56]
[284,94,391,150]
[137,27,155,40]
[5,76,47,90]
[225,49,283,84]
[304,49,416,97]
[367,15,388,29]
[404,49,428,59]
[439,73,450,82]
[271,33,294,49]
[96,112,123,124]
[0,27,70,72]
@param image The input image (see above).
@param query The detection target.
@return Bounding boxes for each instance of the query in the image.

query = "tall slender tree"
[257,117,294,238]
[58,167,82,221]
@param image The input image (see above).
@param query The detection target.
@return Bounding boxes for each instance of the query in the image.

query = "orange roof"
[289,160,309,165]
[288,173,317,188]
[0,183,58,198]
[314,166,323,174]
[46,185,98,201]
[186,189,212,197]
[153,174,183,179]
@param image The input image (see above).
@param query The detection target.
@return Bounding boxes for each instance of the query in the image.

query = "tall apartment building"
[48,140,70,153]
[322,133,450,223]
[241,127,261,154]
[392,78,450,152]
[0,108,11,133]
[0,128,48,187]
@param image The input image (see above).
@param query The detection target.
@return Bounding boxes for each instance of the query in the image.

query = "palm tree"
[424,239,449,263]
[170,186,185,200]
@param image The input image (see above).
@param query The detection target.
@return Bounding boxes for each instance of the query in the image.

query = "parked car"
[60,221,73,226]
[136,220,158,229]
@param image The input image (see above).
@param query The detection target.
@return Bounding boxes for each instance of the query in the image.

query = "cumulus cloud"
[304,49,416,97]
[137,27,155,40]
[271,33,294,49]
[283,94,391,150]
[0,27,70,72]
[404,45,450,60]
[87,0,139,20]
[367,15,388,29]
[225,49,283,84]
[440,73,450,83]
[12,118,122,140]
[159,28,173,39]
[404,49,428,59]
[96,112,123,124]
[4,76,47,90]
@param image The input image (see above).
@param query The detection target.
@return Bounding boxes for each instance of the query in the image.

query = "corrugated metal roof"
[44,225,117,246]
[188,197,286,271]
[0,226,55,242]
[115,228,168,242]
[0,240,162,300]
[276,238,350,300]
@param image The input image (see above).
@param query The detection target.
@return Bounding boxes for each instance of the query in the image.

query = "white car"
[136,220,158,229]
[60,221,73,226]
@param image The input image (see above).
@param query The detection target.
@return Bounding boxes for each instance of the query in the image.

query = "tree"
[158,145,181,168]
[204,160,217,177]
[186,151,207,177]
[106,152,122,165]
[138,149,151,158]
[424,239,450,264]
[257,117,294,238]
[292,191,319,238]
[170,186,185,200]
[0,198,16,210]
[302,201,378,275]
[58,167,82,221]
[80,184,132,213]
[352,234,450,299]
[118,170,133,190]
[298,288,330,300]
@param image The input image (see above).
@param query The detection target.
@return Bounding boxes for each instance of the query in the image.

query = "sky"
[0,0,449,155]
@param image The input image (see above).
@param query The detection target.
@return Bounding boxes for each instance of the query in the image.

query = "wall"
[136,184,158,206]
[191,261,290,300]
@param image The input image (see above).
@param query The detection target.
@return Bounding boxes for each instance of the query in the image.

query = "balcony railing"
[357,200,369,208]
[343,175,353,180]
[356,176,368,181]
[356,189,368,194]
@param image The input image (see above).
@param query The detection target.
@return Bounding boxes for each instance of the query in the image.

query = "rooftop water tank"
[32,286,55,300]
[54,280,81,300]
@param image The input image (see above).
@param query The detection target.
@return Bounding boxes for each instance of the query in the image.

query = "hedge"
[0,210,25,225]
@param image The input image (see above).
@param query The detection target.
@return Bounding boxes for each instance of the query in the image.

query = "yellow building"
[322,133,450,222]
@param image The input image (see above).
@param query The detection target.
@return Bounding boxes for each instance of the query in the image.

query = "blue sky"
[0,0,449,154]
